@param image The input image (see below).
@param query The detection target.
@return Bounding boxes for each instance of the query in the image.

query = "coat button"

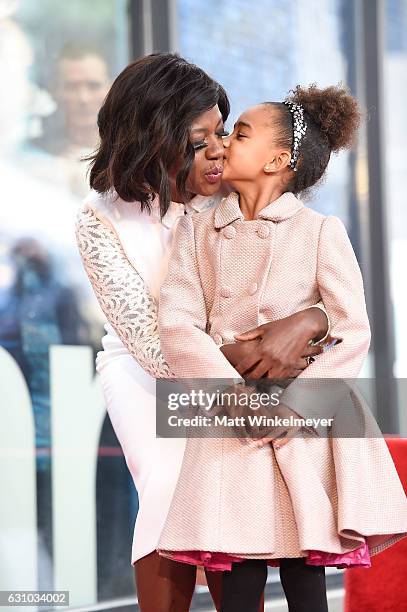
[220,287,232,298]
[247,282,258,295]
[256,224,270,239]
[222,226,236,239]
[213,333,223,345]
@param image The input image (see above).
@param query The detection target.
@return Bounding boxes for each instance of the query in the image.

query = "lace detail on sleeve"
[75,206,171,378]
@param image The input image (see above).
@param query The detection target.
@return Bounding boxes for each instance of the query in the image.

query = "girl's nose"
[223,136,230,148]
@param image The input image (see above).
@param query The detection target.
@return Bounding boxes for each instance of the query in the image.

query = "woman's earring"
[264,164,272,173]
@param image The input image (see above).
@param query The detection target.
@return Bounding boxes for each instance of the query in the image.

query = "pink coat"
[157,191,407,563]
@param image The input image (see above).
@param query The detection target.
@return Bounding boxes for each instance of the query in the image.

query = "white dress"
[75,188,222,578]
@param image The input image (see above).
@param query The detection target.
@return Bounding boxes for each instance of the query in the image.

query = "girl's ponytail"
[266,83,361,195]
[287,83,361,152]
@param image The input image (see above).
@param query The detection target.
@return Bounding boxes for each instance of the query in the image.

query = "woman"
[75,53,329,612]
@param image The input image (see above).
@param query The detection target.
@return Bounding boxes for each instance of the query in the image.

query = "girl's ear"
[264,150,292,174]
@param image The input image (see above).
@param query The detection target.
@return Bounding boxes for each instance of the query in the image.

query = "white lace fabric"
[75,206,171,378]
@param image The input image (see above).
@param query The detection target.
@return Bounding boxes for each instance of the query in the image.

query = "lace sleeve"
[75,206,171,377]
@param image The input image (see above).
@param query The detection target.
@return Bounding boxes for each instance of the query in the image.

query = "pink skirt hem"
[163,540,371,571]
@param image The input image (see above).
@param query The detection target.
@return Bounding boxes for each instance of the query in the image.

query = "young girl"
[156,85,407,611]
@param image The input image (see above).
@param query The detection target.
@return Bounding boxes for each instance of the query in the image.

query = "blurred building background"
[0,0,406,610]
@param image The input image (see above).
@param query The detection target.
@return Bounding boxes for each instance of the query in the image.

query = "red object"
[344,437,407,612]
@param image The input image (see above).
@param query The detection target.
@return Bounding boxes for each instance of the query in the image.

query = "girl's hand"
[252,403,316,450]
[233,309,327,379]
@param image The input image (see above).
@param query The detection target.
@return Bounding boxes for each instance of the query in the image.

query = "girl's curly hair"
[265,83,361,195]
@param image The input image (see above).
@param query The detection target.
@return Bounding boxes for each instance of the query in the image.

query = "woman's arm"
[75,206,171,378]
[224,307,328,379]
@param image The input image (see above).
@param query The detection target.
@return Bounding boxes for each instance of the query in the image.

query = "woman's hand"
[220,338,261,366]
[232,308,328,379]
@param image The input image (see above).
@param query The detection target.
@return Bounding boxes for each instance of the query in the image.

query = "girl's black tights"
[279,557,328,612]
[220,557,329,612]
[221,559,267,612]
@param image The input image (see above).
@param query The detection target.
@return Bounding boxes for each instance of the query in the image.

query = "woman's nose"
[206,139,224,159]
[222,136,230,148]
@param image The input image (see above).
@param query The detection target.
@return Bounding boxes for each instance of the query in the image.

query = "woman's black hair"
[264,84,361,196]
[87,52,230,218]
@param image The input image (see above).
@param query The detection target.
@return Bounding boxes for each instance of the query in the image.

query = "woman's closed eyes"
[192,129,230,151]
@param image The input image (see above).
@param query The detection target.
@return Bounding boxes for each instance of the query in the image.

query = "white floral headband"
[284,100,307,171]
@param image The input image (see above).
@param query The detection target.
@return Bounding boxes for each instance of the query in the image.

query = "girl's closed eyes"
[235,132,248,139]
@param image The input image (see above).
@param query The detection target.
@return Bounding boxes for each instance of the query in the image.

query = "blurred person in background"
[0,15,131,595]
[29,43,111,198]
[0,237,88,575]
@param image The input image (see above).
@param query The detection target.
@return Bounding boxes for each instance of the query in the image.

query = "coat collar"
[214,191,304,229]
[161,192,223,229]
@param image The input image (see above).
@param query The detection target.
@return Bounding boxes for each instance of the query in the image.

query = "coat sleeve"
[282,215,371,424]
[75,206,171,378]
[158,214,243,380]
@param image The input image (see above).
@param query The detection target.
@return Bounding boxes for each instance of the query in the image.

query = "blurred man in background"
[30,43,111,198]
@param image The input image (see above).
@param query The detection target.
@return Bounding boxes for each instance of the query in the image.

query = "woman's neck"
[237,183,285,220]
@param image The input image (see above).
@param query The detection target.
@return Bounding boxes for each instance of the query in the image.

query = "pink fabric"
[306,541,371,568]
[157,191,407,562]
[159,191,372,382]
[166,540,371,571]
